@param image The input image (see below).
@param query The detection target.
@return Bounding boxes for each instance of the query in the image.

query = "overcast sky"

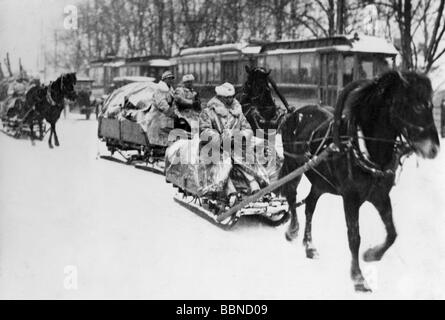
[0,0,76,75]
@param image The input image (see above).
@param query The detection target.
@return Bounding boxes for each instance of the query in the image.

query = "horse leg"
[29,120,36,146]
[364,195,397,262]
[343,193,371,292]
[39,120,44,140]
[48,124,54,148]
[303,187,322,259]
[284,177,301,241]
[53,122,60,146]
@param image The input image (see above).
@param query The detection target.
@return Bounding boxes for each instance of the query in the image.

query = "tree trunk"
[5,52,13,77]
[154,0,165,54]
[328,0,336,36]
[397,0,413,70]
[0,62,5,80]
[336,0,346,34]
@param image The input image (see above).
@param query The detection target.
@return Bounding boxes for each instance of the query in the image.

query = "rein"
[283,116,414,183]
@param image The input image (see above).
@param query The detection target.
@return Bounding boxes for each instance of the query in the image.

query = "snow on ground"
[0,114,444,299]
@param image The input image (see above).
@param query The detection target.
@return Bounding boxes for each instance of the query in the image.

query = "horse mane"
[342,71,432,128]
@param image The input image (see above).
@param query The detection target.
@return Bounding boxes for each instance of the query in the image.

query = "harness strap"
[46,83,57,106]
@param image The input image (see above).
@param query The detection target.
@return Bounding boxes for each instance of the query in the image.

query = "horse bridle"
[59,74,76,95]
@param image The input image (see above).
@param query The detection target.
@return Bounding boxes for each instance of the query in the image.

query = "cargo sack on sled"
[165,136,233,196]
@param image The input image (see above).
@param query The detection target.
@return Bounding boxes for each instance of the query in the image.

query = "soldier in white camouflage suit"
[174,74,201,112]
[200,82,269,206]
[145,70,177,146]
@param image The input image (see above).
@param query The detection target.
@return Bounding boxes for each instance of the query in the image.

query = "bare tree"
[0,62,5,80]
[423,0,445,72]
[4,53,13,77]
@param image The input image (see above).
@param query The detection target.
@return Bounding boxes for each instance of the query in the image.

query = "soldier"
[144,70,177,146]
[174,74,201,112]
[199,82,268,206]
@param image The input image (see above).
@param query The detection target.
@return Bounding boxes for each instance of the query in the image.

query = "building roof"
[90,55,172,68]
[175,34,398,58]
[112,76,155,83]
[261,34,398,55]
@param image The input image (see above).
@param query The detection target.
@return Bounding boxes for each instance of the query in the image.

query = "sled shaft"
[217,143,338,222]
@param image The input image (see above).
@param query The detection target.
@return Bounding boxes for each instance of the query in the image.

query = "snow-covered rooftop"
[348,35,398,55]
[176,35,398,58]
[178,43,249,56]
[112,76,155,83]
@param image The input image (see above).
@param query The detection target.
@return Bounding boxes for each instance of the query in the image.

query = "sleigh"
[165,135,336,229]
[0,95,46,140]
[98,81,199,174]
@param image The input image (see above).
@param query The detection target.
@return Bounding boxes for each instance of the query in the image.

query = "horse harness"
[283,113,414,193]
[46,83,57,106]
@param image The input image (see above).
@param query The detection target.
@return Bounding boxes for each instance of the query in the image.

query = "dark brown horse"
[239,66,286,137]
[279,71,440,292]
[25,73,77,147]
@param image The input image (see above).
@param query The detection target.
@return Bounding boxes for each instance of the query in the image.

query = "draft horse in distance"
[25,73,77,148]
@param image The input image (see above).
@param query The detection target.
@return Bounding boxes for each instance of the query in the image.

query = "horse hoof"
[305,248,319,259]
[353,276,372,293]
[354,281,372,293]
[49,144,53,149]
[363,248,382,262]
[55,142,60,147]
[285,229,298,242]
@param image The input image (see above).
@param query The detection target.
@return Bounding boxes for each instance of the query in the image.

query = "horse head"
[60,72,77,101]
[377,71,440,159]
[244,65,274,107]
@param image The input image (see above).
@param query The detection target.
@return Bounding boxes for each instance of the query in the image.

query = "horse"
[239,66,286,138]
[279,70,440,292]
[25,73,77,148]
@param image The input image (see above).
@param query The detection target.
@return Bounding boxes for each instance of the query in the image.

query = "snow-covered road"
[0,115,444,299]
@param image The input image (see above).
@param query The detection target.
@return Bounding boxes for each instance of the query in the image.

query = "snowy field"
[0,114,444,299]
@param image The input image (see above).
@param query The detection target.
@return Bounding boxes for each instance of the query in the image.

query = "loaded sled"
[98,81,198,174]
[0,96,46,140]
[165,137,337,229]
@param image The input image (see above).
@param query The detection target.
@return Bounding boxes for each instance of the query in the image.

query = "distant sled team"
[0,73,77,147]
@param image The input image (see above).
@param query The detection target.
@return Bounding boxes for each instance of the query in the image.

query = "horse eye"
[413,104,424,113]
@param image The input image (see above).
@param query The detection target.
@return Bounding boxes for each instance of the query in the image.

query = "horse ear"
[376,70,408,95]
[245,65,251,74]
[267,69,271,76]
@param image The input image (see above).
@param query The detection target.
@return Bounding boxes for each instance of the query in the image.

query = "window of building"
[222,61,238,84]
[238,61,248,83]
[343,55,354,85]
[374,56,391,77]
[178,64,183,79]
[299,53,317,84]
[194,62,200,81]
[214,62,221,83]
[282,54,299,83]
[265,55,282,83]
[207,61,214,83]
[257,56,266,68]
[200,62,207,83]
[327,54,337,85]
